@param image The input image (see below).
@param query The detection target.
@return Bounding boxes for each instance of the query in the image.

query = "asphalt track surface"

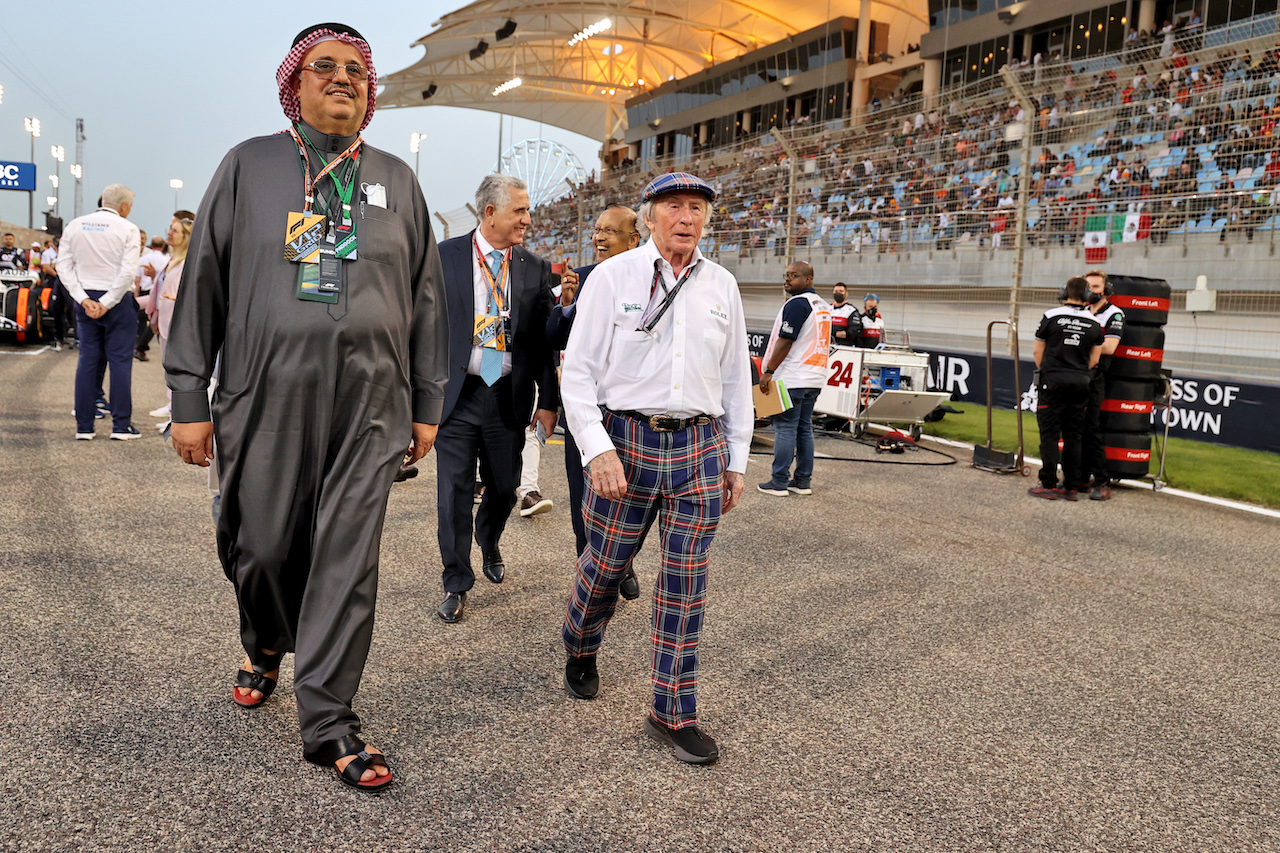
[2,345,1278,852]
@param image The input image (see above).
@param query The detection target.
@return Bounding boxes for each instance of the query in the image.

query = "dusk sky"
[0,0,597,238]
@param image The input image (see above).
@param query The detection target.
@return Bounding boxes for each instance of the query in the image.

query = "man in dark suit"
[435,174,559,622]
[548,203,642,599]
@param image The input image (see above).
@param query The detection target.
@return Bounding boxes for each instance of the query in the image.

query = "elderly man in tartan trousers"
[559,173,752,765]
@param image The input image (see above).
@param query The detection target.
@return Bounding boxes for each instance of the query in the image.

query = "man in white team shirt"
[57,184,142,440]
[134,235,169,362]
[756,261,832,496]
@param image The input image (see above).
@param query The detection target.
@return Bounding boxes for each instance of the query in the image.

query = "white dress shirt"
[467,229,513,378]
[136,248,169,294]
[57,207,141,309]
[561,238,752,473]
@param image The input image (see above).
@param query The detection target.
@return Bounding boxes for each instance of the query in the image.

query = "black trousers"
[136,298,154,354]
[435,374,522,593]
[1036,380,1090,491]
[1081,370,1108,486]
[563,427,588,557]
[51,279,74,343]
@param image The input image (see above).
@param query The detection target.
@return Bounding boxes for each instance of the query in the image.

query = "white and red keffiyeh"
[277,23,378,132]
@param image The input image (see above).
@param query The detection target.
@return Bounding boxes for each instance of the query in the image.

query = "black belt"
[609,409,712,432]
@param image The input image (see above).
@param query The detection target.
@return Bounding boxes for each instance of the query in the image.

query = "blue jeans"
[768,386,820,487]
[73,292,136,433]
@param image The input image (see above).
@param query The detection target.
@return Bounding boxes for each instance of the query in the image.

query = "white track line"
[922,432,1280,520]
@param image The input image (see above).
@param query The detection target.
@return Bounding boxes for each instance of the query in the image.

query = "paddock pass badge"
[285,212,326,263]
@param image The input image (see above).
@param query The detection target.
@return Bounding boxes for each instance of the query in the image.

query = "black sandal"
[304,734,394,792]
[232,652,283,708]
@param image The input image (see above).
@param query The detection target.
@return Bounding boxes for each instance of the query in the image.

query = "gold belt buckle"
[647,414,668,431]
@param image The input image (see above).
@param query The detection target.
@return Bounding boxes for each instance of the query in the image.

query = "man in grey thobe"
[165,23,447,792]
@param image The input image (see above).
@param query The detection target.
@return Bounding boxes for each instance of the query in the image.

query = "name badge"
[333,222,358,260]
[316,243,342,293]
[474,314,507,351]
[285,212,326,263]
[296,259,338,304]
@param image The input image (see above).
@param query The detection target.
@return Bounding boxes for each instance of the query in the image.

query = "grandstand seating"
[527,21,1280,264]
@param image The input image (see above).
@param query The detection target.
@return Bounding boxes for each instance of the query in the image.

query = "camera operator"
[1030,276,1104,501]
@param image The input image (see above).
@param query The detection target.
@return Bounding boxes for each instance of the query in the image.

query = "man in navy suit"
[548,203,642,583]
[435,174,559,622]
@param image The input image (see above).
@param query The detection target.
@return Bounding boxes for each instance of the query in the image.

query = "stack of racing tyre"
[0,270,47,345]
[1098,275,1172,479]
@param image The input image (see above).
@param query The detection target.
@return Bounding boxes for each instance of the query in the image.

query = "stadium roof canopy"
[379,0,928,142]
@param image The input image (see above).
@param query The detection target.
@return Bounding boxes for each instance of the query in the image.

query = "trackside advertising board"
[924,347,1280,455]
[0,162,37,192]
[747,333,1278,454]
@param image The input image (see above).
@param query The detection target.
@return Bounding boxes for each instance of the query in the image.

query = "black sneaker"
[564,655,599,700]
[110,425,142,440]
[644,717,720,765]
[619,566,641,601]
[1058,488,1079,502]
[1089,484,1112,501]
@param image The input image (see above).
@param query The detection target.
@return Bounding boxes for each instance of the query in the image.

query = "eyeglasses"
[783,272,813,279]
[300,60,369,81]
[592,226,636,237]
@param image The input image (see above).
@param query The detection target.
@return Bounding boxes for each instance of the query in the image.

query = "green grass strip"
[922,403,1280,510]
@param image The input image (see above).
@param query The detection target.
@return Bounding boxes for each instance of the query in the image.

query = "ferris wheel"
[497,139,586,207]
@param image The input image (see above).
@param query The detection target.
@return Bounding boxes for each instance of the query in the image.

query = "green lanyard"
[291,125,359,258]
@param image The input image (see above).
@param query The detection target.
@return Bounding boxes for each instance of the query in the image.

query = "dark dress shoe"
[644,717,720,765]
[481,549,505,584]
[437,591,466,623]
[564,655,599,700]
[394,464,418,483]
[619,565,640,601]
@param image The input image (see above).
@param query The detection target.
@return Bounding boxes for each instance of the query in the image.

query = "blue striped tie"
[480,250,504,386]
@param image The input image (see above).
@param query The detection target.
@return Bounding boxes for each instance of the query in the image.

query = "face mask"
[1087,290,1103,304]
[833,295,845,305]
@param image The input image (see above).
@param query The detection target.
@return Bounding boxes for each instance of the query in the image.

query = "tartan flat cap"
[641,172,717,203]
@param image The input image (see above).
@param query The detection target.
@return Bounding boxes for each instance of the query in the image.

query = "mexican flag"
[1122,213,1151,242]
[1084,214,1109,262]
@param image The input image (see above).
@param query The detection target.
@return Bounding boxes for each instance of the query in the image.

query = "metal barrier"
[972,319,1029,476]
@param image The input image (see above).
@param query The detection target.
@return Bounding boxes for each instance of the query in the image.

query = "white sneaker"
[149,404,171,418]
[75,432,94,441]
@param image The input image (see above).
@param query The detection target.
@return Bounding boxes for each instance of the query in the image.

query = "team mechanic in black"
[1081,268,1125,501]
[1030,276,1104,501]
